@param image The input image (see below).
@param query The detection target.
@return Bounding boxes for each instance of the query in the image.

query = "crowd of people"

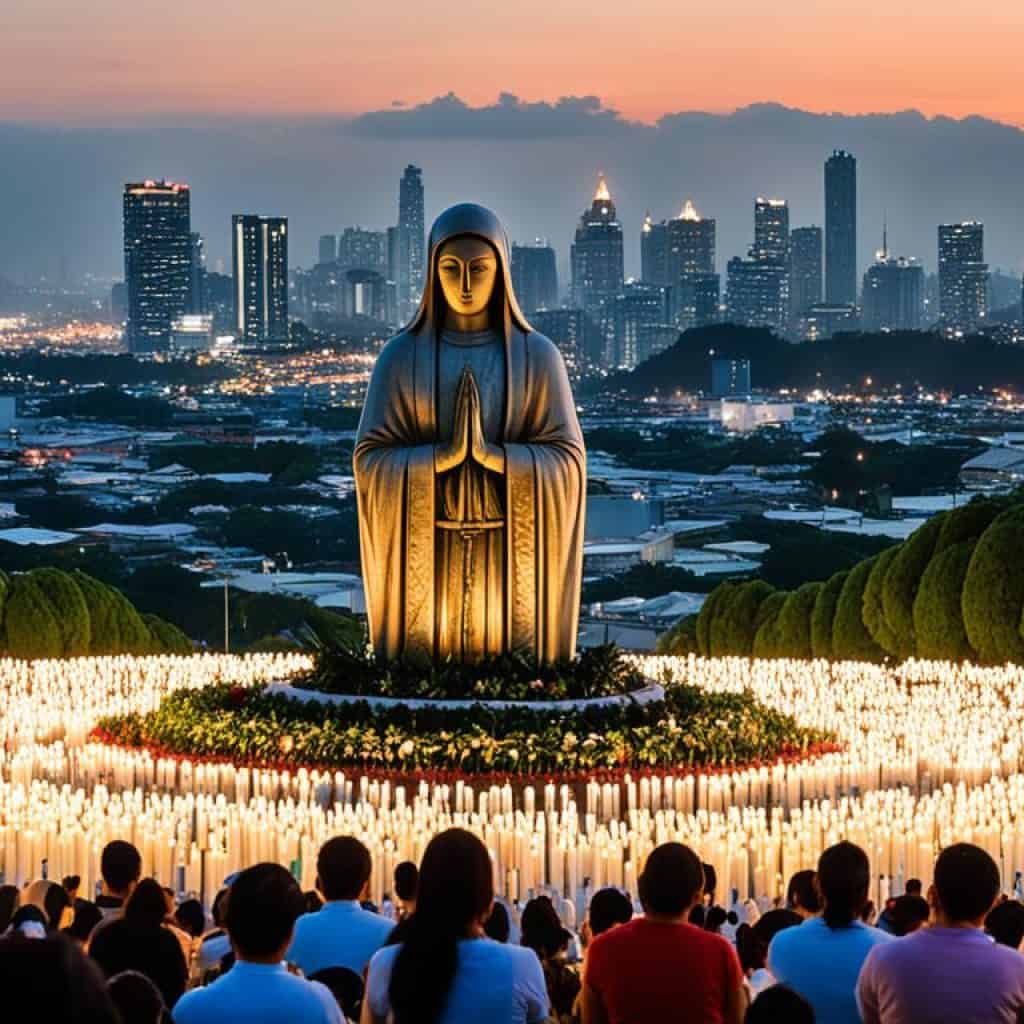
[2,828,1024,1023]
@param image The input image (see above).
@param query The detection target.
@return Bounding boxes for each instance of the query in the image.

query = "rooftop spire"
[679,197,700,221]
[593,173,611,203]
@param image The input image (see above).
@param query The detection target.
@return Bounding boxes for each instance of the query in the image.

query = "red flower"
[227,686,248,708]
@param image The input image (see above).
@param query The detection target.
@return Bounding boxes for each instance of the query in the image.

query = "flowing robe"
[354,324,585,664]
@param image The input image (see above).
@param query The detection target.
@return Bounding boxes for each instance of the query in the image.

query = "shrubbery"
[0,568,189,659]
[686,494,1024,665]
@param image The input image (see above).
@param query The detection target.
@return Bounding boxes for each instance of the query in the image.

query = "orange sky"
[4,0,1024,125]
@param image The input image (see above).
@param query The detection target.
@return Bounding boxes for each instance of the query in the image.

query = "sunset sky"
[5,0,1024,125]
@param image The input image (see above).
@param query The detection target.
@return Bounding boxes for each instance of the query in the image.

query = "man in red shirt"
[581,842,747,1024]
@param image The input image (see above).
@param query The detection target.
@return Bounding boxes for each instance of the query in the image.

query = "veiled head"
[437,236,498,320]
[408,203,532,335]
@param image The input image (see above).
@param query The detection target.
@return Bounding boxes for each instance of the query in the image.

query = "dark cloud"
[348,92,637,139]
[1,100,1022,291]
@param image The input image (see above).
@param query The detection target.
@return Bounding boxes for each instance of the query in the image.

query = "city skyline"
[5,0,1024,127]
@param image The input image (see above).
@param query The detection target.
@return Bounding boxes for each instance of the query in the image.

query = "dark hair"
[702,862,717,898]
[388,828,493,1024]
[787,870,821,914]
[905,878,923,896]
[986,899,1024,948]
[43,884,72,930]
[174,899,205,939]
[588,888,633,938]
[62,876,81,895]
[302,890,323,914]
[483,902,510,943]
[746,984,814,1024]
[688,903,706,927]
[705,905,728,933]
[888,894,929,936]
[211,888,230,927]
[394,862,419,903]
[736,909,802,973]
[317,836,372,902]
[934,843,1001,923]
[101,841,142,894]
[520,895,570,960]
[10,905,48,932]
[861,900,876,924]
[225,863,304,960]
[817,841,870,928]
[123,879,169,931]
[107,969,170,1024]
[63,900,103,943]
[0,934,120,1023]
[638,843,703,917]
[0,885,17,932]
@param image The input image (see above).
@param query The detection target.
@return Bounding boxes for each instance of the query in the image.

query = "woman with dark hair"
[63,900,104,947]
[89,877,188,1009]
[520,895,580,1020]
[107,969,171,1024]
[735,909,802,997]
[362,828,548,1024]
[21,879,72,930]
[768,842,893,1024]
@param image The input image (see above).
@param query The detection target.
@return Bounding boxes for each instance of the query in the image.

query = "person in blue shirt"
[768,841,893,1024]
[362,828,548,1024]
[287,836,394,978]
[173,862,342,1024]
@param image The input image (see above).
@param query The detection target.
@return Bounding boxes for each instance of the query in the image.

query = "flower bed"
[93,680,830,777]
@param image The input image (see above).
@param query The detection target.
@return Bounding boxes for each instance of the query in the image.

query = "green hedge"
[685,494,1024,665]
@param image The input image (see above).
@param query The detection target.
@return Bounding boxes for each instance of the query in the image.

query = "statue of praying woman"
[354,203,586,664]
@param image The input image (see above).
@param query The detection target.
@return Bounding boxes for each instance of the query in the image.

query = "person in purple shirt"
[858,842,1024,1024]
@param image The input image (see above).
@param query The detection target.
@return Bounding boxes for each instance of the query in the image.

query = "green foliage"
[913,540,978,662]
[713,580,776,656]
[151,441,319,484]
[832,559,886,662]
[656,614,699,655]
[881,514,945,659]
[811,571,849,659]
[583,562,717,604]
[95,678,829,776]
[774,582,822,659]
[962,509,1024,663]
[862,547,901,656]
[708,584,743,656]
[143,614,193,655]
[934,498,1005,555]
[28,567,91,656]
[696,582,735,656]
[752,592,787,658]
[2,576,63,659]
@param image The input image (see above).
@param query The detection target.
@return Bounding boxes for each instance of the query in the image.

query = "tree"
[832,559,886,662]
[862,546,901,656]
[696,582,736,656]
[811,571,849,659]
[656,614,699,655]
[774,582,823,659]
[752,592,788,658]
[913,539,978,662]
[2,576,63,659]
[714,580,776,656]
[143,614,193,654]
[881,514,945,658]
[28,568,91,656]
[962,507,1024,663]
[934,497,1005,555]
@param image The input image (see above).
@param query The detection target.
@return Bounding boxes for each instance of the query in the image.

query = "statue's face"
[437,236,498,319]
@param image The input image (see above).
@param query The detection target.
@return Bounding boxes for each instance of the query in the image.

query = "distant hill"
[613,324,1024,395]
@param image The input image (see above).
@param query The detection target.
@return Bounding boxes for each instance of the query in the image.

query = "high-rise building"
[188,232,207,315]
[601,283,674,370]
[511,241,559,315]
[641,214,669,287]
[676,274,721,331]
[232,215,289,344]
[530,307,600,379]
[825,150,857,305]
[711,358,751,397]
[570,174,625,324]
[862,230,924,331]
[122,180,192,353]
[338,227,387,272]
[397,165,425,322]
[938,222,988,334]
[318,234,337,266]
[753,198,790,263]
[726,258,789,332]
[789,226,823,320]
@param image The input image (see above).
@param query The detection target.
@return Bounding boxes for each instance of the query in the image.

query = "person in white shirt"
[361,828,548,1024]
[173,863,342,1024]
[287,836,393,978]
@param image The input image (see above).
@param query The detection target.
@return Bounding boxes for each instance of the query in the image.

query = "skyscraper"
[511,241,559,315]
[338,228,387,272]
[862,253,924,331]
[668,199,716,278]
[122,180,192,353]
[641,214,669,287]
[318,234,337,265]
[789,226,823,320]
[825,150,857,305]
[570,174,624,324]
[397,165,425,322]
[753,198,790,263]
[232,215,289,344]
[188,232,207,315]
[601,283,674,370]
[938,222,988,335]
[726,198,790,333]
